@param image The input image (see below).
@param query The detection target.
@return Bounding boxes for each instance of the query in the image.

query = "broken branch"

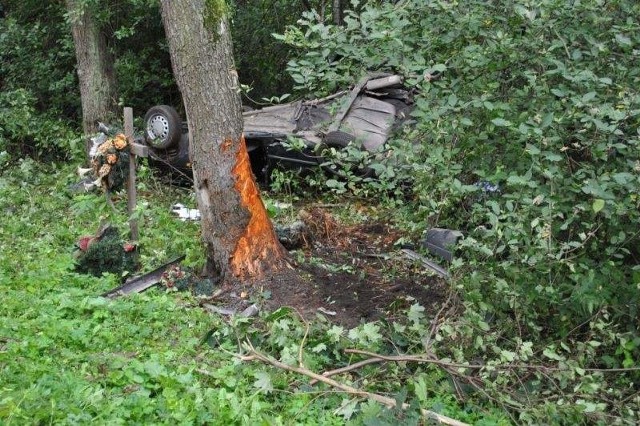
[344,349,640,373]
[239,341,469,426]
[309,357,384,385]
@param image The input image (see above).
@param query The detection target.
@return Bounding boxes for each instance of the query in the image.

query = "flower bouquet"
[91,133,130,191]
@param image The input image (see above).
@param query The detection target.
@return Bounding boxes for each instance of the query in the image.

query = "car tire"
[144,105,182,149]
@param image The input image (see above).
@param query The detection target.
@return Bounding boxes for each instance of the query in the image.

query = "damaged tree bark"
[160,0,287,284]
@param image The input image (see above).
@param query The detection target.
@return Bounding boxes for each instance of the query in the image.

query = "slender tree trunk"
[332,0,342,25]
[66,0,118,154]
[160,0,288,284]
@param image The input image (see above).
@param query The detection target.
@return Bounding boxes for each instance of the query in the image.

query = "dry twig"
[237,340,469,426]
[309,357,384,385]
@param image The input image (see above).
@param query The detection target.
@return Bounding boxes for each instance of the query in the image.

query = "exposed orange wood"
[230,135,286,277]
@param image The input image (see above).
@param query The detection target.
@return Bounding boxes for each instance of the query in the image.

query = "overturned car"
[143,74,413,183]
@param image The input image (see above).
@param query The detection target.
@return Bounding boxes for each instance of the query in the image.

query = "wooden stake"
[124,107,138,242]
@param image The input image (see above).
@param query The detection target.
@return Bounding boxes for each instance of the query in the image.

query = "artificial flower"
[106,153,118,165]
[98,140,114,154]
[98,164,111,177]
[113,134,128,150]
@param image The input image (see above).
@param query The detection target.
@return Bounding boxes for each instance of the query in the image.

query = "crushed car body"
[143,74,413,182]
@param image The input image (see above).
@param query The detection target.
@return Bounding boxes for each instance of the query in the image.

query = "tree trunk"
[66,0,118,154]
[332,0,342,25]
[160,0,288,284]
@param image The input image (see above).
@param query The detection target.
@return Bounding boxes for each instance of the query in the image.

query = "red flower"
[123,243,136,253]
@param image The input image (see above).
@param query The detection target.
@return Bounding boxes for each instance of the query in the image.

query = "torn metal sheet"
[102,255,185,298]
[421,228,463,262]
[401,248,449,279]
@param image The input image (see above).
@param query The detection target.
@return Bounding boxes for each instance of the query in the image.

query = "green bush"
[279,0,640,421]
[0,89,80,159]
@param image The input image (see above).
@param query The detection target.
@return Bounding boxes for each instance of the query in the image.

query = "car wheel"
[144,105,182,149]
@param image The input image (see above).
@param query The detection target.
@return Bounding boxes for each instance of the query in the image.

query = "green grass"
[0,161,509,425]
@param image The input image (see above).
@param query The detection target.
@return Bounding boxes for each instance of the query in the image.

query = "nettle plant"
[280,0,640,420]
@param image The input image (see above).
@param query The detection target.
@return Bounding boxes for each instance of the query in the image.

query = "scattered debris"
[102,255,185,298]
[421,228,463,262]
[475,180,500,194]
[317,307,337,316]
[240,304,260,317]
[169,203,314,250]
[275,220,308,249]
[171,203,201,221]
[202,304,235,316]
[401,248,449,279]
[202,302,260,318]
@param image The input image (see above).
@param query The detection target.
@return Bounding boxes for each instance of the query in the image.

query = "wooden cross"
[123,107,149,242]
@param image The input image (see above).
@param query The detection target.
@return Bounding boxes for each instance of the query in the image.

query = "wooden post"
[124,107,139,242]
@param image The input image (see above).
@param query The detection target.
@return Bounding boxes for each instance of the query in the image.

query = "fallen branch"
[309,357,384,385]
[344,349,640,373]
[238,342,469,426]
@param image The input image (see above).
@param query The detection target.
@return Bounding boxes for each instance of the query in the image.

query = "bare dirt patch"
[253,207,450,328]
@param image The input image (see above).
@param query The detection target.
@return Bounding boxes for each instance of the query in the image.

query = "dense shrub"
[0,5,80,159]
[279,0,640,420]
[0,89,80,159]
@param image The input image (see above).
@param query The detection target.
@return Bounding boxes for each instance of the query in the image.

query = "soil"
[220,207,450,328]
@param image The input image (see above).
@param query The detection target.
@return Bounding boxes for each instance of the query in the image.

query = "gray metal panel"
[340,97,396,152]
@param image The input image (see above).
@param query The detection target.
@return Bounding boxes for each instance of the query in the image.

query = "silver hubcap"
[147,114,169,144]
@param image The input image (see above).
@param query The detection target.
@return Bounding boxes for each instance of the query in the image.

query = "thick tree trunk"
[160,0,288,284]
[66,0,118,154]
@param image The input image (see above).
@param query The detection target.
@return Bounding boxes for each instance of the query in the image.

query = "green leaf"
[592,199,605,213]
[253,371,273,393]
[408,303,425,324]
[500,350,516,362]
[526,144,540,155]
[311,343,327,353]
[430,63,447,73]
[615,33,632,46]
[543,348,564,361]
[491,118,512,127]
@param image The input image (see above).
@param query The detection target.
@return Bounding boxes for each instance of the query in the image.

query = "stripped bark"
[160,0,287,284]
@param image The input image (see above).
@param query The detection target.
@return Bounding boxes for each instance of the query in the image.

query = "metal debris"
[171,203,201,221]
[421,228,463,262]
[102,255,185,298]
[401,248,449,279]
[317,307,337,316]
